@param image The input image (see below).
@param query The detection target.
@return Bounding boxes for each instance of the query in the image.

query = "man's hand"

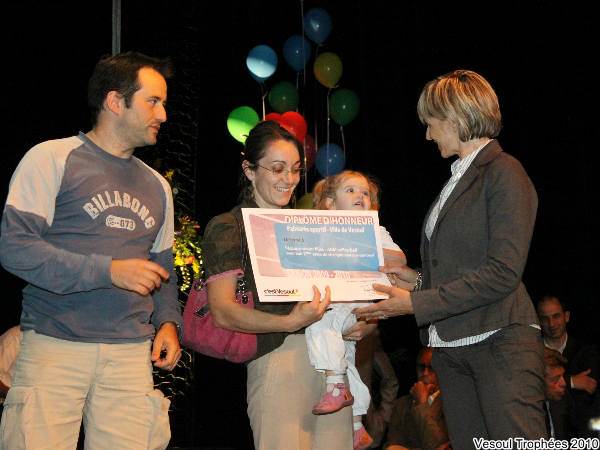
[571,369,597,394]
[410,380,436,405]
[111,258,169,296]
[152,322,181,371]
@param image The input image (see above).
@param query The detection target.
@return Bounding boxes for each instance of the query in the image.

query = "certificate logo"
[263,288,300,297]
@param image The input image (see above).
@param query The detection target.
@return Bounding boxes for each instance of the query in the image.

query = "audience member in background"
[543,347,568,438]
[537,295,599,438]
[0,325,22,420]
[356,328,400,448]
[385,347,450,450]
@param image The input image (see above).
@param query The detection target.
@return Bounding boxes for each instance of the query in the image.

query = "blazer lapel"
[431,166,479,236]
[428,140,502,242]
[420,197,437,260]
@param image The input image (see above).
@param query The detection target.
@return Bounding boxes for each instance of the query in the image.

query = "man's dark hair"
[537,295,570,313]
[87,51,173,125]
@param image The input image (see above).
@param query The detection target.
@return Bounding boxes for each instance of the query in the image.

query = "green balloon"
[330,88,360,126]
[227,106,260,143]
[268,81,299,113]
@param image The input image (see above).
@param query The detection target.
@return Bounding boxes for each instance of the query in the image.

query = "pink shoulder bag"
[182,213,257,363]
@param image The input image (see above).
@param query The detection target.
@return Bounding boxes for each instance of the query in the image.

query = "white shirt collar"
[544,333,568,354]
[449,140,490,179]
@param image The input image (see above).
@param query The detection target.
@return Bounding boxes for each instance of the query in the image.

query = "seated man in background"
[385,347,450,450]
[537,295,598,438]
[543,347,568,438]
[356,328,400,448]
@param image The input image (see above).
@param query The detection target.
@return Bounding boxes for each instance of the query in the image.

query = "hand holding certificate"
[241,208,392,302]
[352,284,414,320]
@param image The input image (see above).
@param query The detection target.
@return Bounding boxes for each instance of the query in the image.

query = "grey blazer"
[411,140,539,343]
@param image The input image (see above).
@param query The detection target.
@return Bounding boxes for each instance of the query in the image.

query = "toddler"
[306,170,404,450]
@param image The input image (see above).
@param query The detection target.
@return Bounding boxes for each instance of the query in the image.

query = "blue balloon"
[304,8,332,44]
[283,35,312,72]
[249,71,268,84]
[246,45,278,81]
[315,143,345,177]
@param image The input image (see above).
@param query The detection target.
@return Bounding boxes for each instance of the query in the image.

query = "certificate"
[241,208,391,302]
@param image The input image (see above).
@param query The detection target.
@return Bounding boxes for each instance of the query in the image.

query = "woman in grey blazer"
[355,70,547,449]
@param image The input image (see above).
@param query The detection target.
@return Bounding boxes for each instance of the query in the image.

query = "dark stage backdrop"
[2,1,597,448]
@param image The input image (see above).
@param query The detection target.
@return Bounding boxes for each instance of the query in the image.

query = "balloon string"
[303,138,308,194]
[313,61,318,166]
[340,125,346,156]
[299,0,307,194]
[311,36,321,174]
[300,0,306,86]
[260,83,267,119]
[326,90,331,176]
[326,88,331,149]
[296,71,300,106]
[313,113,318,170]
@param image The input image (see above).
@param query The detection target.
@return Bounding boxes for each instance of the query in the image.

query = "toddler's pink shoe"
[353,425,374,450]
[311,383,354,415]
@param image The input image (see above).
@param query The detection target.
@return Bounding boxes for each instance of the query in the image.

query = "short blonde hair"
[312,170,380,211]
[417,69,502,141]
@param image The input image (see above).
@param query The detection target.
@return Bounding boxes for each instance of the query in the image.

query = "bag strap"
[231,212,248,273]
[193,210,247,294]
[230,212,250,304]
